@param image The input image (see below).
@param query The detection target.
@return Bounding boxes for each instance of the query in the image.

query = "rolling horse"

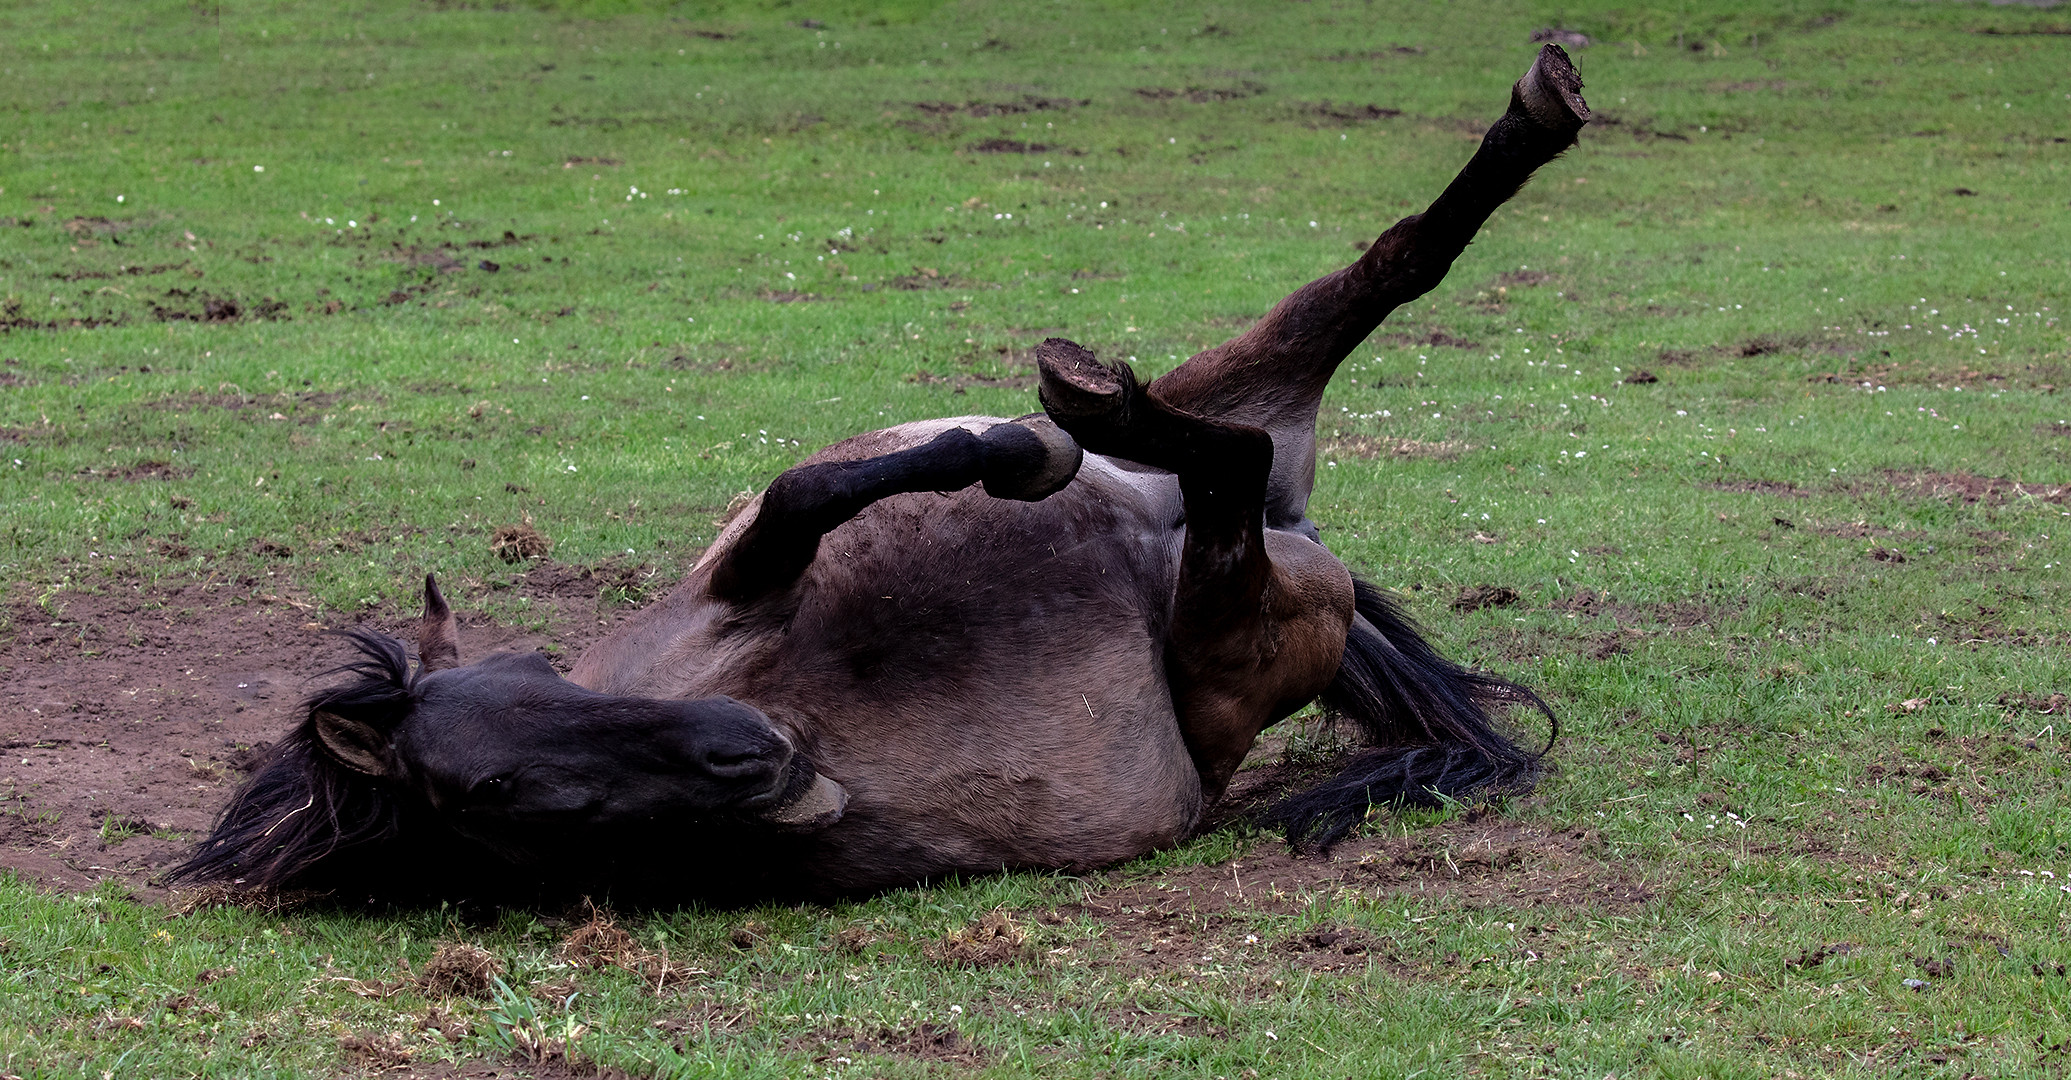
[173,46,1591,901]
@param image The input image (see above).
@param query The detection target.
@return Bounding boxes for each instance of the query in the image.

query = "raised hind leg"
[1148,44,1592,530]
[710,417,1081,603]
[1038,339,1352,802]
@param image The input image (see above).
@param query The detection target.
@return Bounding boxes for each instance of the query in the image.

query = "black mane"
[166,630,417,889]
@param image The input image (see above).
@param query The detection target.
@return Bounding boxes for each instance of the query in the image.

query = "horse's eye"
[471,775,511,800]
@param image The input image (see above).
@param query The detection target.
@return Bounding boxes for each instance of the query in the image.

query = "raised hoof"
[1514,43,1591,135]
[1036,337,1133,424]
[979,416,1083,502]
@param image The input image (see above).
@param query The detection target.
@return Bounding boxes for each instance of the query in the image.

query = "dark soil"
[1882,469,2068,504]
[965,139,1080,155]
[354,1055,630,1079]
[0,566,637,900]
[1063,818,1646,981]
[1307,101,1403,122]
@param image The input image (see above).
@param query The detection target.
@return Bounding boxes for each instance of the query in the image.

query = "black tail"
[1265,578,1555,850]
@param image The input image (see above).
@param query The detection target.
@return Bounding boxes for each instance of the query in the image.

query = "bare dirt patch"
[0,566,642,899]
[1452,585,1520,612]
[1549,589,1735,631]
[350,1055,631,1079]
[911,95,1086,118]
[1883,469,2068,504]
[1134,82,1267,103]
[788,1022,994,1069]
[1063,819,1645,980]
[964,138,1081,155]
[1305,101,1403,122]
[1704,478,1815,498]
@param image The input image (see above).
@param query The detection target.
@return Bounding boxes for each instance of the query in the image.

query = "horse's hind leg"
[1039,339,1352,803]
[710,417,1081,602]
[1147,45,1591,530]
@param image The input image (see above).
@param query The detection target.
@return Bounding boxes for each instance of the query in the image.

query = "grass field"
[3,0,2070,1076]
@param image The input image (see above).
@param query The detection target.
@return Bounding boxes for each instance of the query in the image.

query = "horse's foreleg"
[1148,44,1592,529]
[1039,339,1351,803]
[710,418,1081,602]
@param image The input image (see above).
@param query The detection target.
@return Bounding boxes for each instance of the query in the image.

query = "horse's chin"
[758,771,849,830]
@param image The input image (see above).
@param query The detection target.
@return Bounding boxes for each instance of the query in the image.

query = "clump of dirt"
[1307,101,1402,121]
[1453,585,1520,612]
[912,95,1086,118]
[965,139,1081,155]
[1786,942,1856,970]
[1134,82,1266,102]
[491,518,553,562]
[340,1030,417,1069]
[1704,478,1813,498]
[148,291,287,324]
[1998,691,2067,715]
[1381,328,1482,349]
[77,460,193,482]
[1319,435,1472,461]
[798,1023,993,1067]
[418,941,505,998]
[886,266,984,291]
[1549,588,1733,631]
[560,905,684,991]
[727,921,768,949]
[834,924,876,954]
[925,909,1030,967]
[1621,369,1658,384]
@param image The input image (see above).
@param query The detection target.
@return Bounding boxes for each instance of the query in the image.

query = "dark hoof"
[1036,337,1132,425]
[979,417,1083,502]
[1515,43,1591,134]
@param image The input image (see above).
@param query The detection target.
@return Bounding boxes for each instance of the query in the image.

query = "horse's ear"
[313,709,394,776]
[419,573,461,673]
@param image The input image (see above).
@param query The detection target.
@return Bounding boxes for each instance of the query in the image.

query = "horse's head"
[171,575,846,891]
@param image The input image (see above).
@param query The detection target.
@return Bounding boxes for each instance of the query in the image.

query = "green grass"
[4,0,2071,1076]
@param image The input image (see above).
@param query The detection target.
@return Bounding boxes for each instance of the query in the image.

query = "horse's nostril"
[702,743,783,777]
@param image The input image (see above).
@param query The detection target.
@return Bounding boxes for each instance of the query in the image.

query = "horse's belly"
[571,421,1201,889]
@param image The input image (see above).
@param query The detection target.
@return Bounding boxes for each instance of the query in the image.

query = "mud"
[0,566,637,900]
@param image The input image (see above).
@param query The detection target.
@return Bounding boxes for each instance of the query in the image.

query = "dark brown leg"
[710,417,1081,603]
[1148,44,1592,530]
[1038,340,1351,802]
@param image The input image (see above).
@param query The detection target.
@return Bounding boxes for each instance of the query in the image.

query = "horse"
[171,45,1590,902]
